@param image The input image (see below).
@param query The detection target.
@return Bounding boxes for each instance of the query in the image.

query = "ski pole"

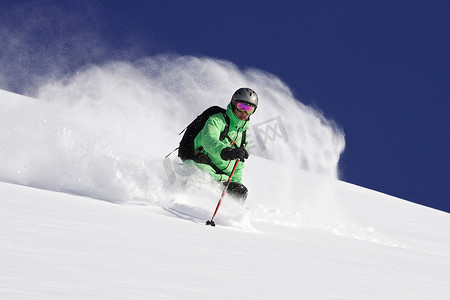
[206,159,240,227]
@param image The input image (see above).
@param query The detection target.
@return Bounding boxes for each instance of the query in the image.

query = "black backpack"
[178,106,230,161]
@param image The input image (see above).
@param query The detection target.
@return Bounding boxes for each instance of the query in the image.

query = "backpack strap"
[219,113,230,141]
[240,130,247,148]
[225,129,246,148]
[193,152,227,175]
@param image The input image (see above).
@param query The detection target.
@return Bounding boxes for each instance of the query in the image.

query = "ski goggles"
[235,102,256,115]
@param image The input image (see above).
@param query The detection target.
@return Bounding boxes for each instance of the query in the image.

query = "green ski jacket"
[190,103,249,183]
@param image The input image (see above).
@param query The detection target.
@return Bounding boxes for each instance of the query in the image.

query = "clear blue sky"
[1,0,449,213]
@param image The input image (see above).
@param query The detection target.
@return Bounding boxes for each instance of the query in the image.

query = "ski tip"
[206,220,216,227]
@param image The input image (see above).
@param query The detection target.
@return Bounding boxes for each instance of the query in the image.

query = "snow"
[1,60,450,299]
[2,179,449,299]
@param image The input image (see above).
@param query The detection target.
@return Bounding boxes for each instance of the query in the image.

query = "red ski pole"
[206,159,240,227]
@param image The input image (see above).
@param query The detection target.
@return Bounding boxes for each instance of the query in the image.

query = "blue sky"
[1,0,449,213]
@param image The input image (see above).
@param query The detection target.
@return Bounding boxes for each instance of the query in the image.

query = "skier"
[183,87,258,201]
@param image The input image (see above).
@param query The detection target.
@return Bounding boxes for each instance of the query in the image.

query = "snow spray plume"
[0,55,345,206]
[0,1,144,94]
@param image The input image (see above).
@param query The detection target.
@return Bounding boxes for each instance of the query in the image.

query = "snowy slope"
[2,177,450,299]
[1,60,450,299]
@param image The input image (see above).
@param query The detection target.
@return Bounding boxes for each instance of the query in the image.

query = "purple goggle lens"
[236,102,256,114]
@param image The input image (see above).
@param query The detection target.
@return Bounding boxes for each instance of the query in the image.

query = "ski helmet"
[231,88,258,109]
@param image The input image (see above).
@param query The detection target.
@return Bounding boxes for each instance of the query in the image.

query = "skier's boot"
[224,181,248,204]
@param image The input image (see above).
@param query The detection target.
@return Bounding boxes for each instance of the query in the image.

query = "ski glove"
[221,147,249,162]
